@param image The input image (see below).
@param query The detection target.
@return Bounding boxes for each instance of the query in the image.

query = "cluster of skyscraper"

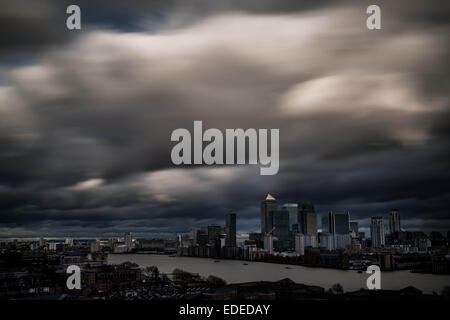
[370,209,401,248]
[191,212,237,249]
[261,194,403,253]
[261,194,355,253]
[186,195,401,255]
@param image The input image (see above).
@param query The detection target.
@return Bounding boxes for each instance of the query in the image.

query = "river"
[108,254,450,293]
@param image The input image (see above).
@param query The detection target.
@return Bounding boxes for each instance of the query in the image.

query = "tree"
[152,267,160,279]
[145,266,160,280]
[173,268,195,282]
[206,275,226,287]
[441,286,450,298]
[331,283,344,294]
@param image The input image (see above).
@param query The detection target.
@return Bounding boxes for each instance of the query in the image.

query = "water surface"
[108,254,450,293]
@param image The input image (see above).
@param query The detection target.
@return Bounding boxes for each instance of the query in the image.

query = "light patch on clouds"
[137,167,242,203]
[279,73,428,115]
[68,178,104,191]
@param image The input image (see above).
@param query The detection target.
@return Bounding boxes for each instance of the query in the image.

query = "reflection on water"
[108,254,450,293]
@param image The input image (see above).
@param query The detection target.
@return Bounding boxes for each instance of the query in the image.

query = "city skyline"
[5,198,448,268]
[0,194,443,241]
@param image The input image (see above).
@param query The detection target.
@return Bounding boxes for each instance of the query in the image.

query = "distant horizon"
[2,227,447,241]
[2,194,447,238]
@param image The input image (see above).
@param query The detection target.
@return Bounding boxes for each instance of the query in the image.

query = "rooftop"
[265,194,276,201]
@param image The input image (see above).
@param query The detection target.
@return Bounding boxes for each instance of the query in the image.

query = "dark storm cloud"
[0,1,72,62]
[3,0,447,59]
[0,0,163,62]
[0,0,335,52]
[0,0,449,237]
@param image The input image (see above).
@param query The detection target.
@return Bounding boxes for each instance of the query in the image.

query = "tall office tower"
[389,209,401,234]
[39,237,46,247]
[299,201,317,235]
[208,225,222,244]
[282,203,299,231]
[125,232,133,249]
[328,212,350,234]
[273,209,290,250]
[371,216,385,248]
[197,233,209,246]
[320,232,334,250]
[191,228,201,245]
[261,194,277,234]
[225,212,237,247]
[295,233,306,255]
[64,238,73,246]
[264,234,273,254]
[328,212,350,249]
[322,215,330,233]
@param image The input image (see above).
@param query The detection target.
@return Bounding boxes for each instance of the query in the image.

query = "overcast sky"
[0,0,449,238]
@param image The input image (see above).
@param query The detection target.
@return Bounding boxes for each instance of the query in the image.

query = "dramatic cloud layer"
[0,0,449,237]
